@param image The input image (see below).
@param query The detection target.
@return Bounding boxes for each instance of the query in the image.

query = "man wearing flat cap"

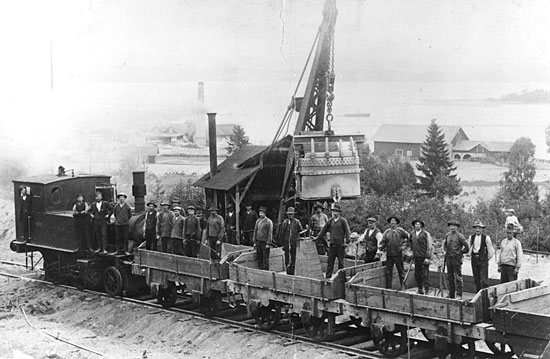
[468,221,494,292]
[408,219,433,294]
[253,206,274,270]
[205,206,225,260]
[359,217,383,263]
[171,206,185,255]
[497,223,523,283]
[380,216,410,289]
[279,206,304,275]
[315,204,351,279]
[143,202,158,250]
[241,204,258,246]
[310,202,329,255]
[156,201,175,253]
[444,220,469,299]
[183,205,201,257]
[113,193,133,255]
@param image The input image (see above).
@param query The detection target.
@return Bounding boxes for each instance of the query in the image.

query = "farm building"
[451,141,513,161]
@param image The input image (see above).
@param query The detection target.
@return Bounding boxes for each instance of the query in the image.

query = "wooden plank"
[294,239,323,279]
[497,284,550,308]
[493,308,550,339]
[221,243,251,259]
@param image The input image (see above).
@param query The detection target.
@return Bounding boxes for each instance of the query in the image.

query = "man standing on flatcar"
[444,220,469,300]
[310,203,329,255]
[359,217,383,263]
[171,207,184,255]
[279,207,303,275]
[157,201,175,253]
[315,205,351,279]
[408,219,433,294]
[72,193,91,251]
[241,204,258,246]
[205,206,225,260]
[497,224,523,283]
[380,216,410,290]
[253,206,274,270]
[225,203,237,245]
[90,191,110,253]
[468,221,494,292]
[113,193,132,255]
[183,205,201,257]
[143,202,158,250]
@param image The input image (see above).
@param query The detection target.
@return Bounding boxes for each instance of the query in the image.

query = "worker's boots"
[417,287,424,295]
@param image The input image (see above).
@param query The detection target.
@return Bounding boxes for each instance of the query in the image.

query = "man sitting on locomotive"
[90,191,110,253]
[113,193,133,255]
[157,201,175,253]
[171,206,185,255]
[72,193,91,251]
[183,205,201,258]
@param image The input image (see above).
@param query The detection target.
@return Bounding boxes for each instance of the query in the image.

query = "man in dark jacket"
[90,191,110,253]
[72,193,91,251]
[225,204,237,245]
[19,186,32,241]
[408,219,433,294]
[156,201,175,253]
[380,216,410,289]
[113,193,132,255]
[184,205,201,257]
[241,204,258,246]
[205,206,225,260]
[143,202,158,250]
[360,217,382,263]
[444,220,469,299]
[171,207,184,255]
[253,206,274,270]
[279,207,304,275]
[315,205,351,279]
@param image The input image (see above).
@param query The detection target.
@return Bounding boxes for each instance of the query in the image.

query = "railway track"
[0,262,505,359]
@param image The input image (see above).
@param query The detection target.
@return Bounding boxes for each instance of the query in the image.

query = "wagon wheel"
[373,325,408,358]
[486,341,514,358]
[157,282,177,308]
[200,291,221,317]
[253,301,281,330]
[302,314,330,342]
[103,266,124,297]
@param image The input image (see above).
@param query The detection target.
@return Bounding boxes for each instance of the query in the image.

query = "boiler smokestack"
[207,113,217,178]
[132,171,146,213]
[198,81,204,104]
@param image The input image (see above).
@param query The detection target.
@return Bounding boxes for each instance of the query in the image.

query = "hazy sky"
[1,0,549,162]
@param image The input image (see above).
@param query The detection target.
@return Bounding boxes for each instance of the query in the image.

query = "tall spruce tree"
[416,119,461,198]
[225,125,250,156]
[502,137,538,201]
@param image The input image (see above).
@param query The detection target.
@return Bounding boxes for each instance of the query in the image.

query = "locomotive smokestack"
[132,171,146,213]
[207,113,217,178]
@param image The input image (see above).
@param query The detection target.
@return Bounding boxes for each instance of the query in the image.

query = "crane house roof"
[374,124,468,145]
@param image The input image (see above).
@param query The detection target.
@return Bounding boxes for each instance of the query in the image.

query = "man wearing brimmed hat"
[241,204,258,246]
[380,216,410,289]
[444,220,469,299]
[497,223,523,283]
[359,217,383,264]
[315,204,351,279]
[205,205,225,260]
[143,202,158,250]
[468,221,494,292]
[407,219,433,294]
[183,205,201,257]
[253,206,274,270]
[113,193,133,255]
[90,191,110,253]
[171,206,185,255]
[279,206,304,275]
[310,202,329,255]
[156,200,175,253]
[225,203,237,245]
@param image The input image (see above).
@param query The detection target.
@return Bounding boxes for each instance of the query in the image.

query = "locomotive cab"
[12,174,112,253]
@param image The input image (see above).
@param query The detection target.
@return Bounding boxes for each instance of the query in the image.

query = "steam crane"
[274,0,365,222]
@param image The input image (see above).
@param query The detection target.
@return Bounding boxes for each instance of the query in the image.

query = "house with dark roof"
[451,141,513,161]
[373,124,468,160]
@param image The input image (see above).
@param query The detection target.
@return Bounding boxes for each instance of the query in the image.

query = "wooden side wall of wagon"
[131,244,252,315]
[487,284,550,358]
[343,263,538,358]
[226,239,381,341]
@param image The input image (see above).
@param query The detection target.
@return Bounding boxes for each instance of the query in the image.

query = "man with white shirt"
[469,221,495,292]
[360,217,383,263]
[497,224,523,283]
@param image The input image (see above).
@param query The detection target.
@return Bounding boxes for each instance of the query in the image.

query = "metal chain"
[326,30,335,130]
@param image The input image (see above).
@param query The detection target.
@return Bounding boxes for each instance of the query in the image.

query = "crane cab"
[294,132,364,201]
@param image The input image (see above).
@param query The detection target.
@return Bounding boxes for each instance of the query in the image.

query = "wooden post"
[235,185,240,244]
[207,113,217,179]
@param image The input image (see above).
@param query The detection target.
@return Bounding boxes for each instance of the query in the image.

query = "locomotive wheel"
[157,282,177,308]
[253,301,281,330]
[302,314,329,342]
[373,325,408,358]
[486,341,514,357]
[103,266,124,297]
[200,291,221,317]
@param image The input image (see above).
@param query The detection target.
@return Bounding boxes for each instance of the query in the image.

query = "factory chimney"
[195,81,207,146]
[198,82,204,104]
[207,113,217,178]
[132,171,146,213]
